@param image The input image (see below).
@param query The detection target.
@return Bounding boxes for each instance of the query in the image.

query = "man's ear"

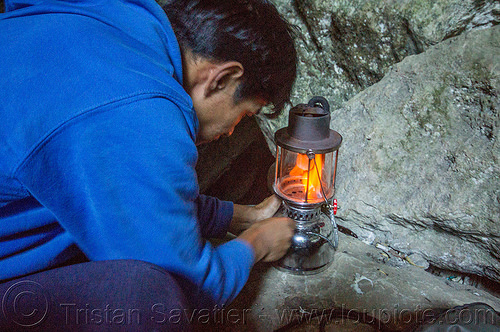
[205,61,244,97]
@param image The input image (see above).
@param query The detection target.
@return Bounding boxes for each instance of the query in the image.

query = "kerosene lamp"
[273,96,342,274]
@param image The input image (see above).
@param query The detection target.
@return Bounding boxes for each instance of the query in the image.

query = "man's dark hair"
[163,0,297,117]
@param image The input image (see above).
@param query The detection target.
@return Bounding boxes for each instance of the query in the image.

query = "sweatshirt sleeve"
[14,95,254,306]
[196,194,233,238]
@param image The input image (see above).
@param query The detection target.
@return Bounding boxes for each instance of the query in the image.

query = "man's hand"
[237,217,295,262]
[230,195,282,234]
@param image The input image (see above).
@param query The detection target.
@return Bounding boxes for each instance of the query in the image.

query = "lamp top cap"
[275,96,342,153]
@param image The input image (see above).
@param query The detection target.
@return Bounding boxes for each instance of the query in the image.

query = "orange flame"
[289,153,324,202]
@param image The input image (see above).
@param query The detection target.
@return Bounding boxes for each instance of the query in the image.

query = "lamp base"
[274,202,337,275]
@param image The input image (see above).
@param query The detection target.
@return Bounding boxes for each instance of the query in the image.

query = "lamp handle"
[307,96,330,114]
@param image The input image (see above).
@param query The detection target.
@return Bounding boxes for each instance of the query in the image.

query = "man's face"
[183,54,266,144]
[193,84,266,145]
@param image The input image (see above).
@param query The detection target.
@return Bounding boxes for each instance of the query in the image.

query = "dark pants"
[0,260,192,331]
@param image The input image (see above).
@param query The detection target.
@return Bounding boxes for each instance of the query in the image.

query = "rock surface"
[202,233,500,331]
[336,25,500,281]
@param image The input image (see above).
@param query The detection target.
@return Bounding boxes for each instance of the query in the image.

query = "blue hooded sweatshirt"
[0,0,254,305]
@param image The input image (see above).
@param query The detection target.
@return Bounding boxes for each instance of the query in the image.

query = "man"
[0,0,296,329]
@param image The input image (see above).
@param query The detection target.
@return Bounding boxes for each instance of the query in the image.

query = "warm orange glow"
[289,153,325,202]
